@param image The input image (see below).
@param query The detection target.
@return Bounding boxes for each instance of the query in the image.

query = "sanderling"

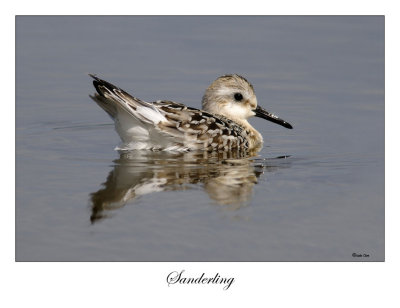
[89,74,292,152]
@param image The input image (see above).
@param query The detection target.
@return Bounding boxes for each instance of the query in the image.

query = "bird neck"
[232,118,264,148]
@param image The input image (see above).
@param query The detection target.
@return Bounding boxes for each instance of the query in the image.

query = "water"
[16,16,384,261]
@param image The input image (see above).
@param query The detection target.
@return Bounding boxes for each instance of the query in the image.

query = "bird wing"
[152,100,251,150]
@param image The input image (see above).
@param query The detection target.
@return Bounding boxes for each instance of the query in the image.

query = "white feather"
[136,105,166,124]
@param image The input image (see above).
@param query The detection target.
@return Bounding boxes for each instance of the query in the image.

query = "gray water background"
[16,16,384,261]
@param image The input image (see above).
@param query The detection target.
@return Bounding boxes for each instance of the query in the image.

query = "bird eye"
[234,93,243,101]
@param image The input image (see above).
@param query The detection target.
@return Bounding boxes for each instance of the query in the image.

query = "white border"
[4,1,399,306]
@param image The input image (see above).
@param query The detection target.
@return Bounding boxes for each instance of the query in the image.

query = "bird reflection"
[89,150,289,223]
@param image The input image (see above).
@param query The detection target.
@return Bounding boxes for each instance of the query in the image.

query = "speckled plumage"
[89,74,292,152]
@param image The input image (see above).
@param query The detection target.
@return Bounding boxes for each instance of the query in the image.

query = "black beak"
[254,106,293,129]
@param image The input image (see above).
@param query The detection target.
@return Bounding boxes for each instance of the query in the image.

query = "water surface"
[16,16,384,261]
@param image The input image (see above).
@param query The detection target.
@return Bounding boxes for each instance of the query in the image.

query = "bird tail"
[88,74,166,125]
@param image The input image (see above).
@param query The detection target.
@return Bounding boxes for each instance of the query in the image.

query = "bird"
[89,74,292,152]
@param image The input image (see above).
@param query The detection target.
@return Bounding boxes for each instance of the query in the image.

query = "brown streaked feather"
[151,100,252,151]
